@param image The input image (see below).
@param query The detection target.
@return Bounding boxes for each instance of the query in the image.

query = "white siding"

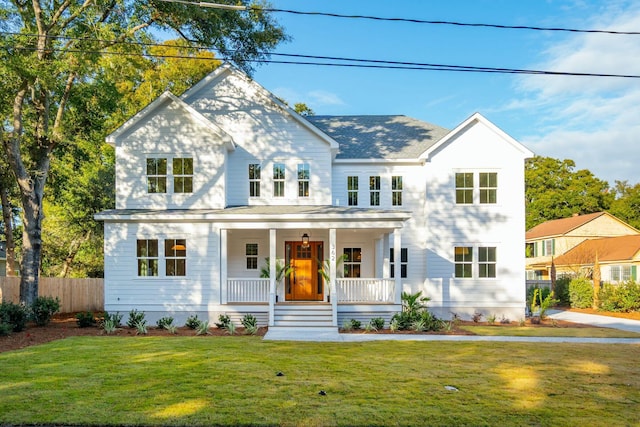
[114,98,228,210]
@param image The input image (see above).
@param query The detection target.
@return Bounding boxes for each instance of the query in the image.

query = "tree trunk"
[0,185,17,276]
[59,230,93,278]
[19,182,47,306]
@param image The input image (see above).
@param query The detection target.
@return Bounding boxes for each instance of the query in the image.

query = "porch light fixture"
[301,233,310,247]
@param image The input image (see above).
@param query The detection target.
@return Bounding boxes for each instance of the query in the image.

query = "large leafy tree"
[609,181,640,230]
[525,156,613,230]
[0,0,287,304]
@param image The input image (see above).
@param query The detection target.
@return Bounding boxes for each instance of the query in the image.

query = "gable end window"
[369,176,380,206]
[455,173,473,204]
[390,248,408,278]
[173,158,193,193]
[479,172,497,204]
[249,164,261,197]
[298,163,310,197]
[273,163,285,197]
[146,158,167,193]
[137,239,159,276]
[348,176,358,206]
[454,246,473,278]
[165,239,187,276]
[392,176,403,206]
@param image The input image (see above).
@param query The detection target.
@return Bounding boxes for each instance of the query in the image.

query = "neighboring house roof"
[306,115,449,160]
[553,234,640,266]
[526,212,609,240]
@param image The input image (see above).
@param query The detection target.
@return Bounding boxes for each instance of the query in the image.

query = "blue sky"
[250,0,640,185]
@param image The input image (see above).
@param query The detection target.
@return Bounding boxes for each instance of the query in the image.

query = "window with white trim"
[146,158,167,193]
[348,176,358,206]
[455,173,473,204]
[273,163,285,197]
[610,265,632,282]
[479,172,497,204]
[298,163,310,197]
[454,246,473,278]
[173,158,193,193]
[137,239,159,276]
[478,246,497,278]
[392,176,403,206]
[246,243,258,270]
[343,248,361,278]
[249,164,261,197]
[165,239,187,276]
[369,176,380,206]
[390,248,408,278]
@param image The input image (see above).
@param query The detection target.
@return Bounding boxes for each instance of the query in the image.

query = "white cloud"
[513,4,640,184]
[308,90,345,107]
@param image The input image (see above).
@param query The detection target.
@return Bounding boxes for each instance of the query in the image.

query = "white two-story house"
[96,64,533,330]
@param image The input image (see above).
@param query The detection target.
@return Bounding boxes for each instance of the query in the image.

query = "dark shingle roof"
[306,115,450,160]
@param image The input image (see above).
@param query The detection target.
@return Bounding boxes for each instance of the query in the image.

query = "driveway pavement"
[263,310,640,343]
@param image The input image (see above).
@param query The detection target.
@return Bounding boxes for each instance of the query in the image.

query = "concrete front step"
[264,326,340,341]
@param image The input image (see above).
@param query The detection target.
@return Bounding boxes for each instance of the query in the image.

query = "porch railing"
[336,278,395,303]
[227,278,270,303]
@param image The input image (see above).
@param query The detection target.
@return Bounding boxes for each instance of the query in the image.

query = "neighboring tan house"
[525,212,640,280]
[0,241,6,277]
[95,63,533,330]
[551,234,640,283]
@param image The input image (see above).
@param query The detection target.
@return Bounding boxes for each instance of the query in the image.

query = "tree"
[609,181,640,230]
[294,102,315,116]
[525,156,613,230]
[0,0,288,305]
[0,164,19,276]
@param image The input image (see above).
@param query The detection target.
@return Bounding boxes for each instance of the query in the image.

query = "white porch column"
[394,229,402,304]
[268,229,276,326]
[220,229,228,304]
[329,228,338,327]
[382,233,391,279]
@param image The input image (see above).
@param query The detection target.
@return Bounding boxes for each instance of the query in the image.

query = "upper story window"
[348,176,358,206]
[455,173,473,204]
[146,158,167,193]
[392,176,403,206]
[479,172,497,204]
[343,248,362,278]
[249,164,261,198]
[273,163,285,197]
[370,176,380,206]
[165,239,187,276]
[173,158,193,193]
[246,243,258,270]
[298,163,310,197]
[137,239,159,276]
[478,246,497,278]
[390,248,408,278]
[454,246,473,278]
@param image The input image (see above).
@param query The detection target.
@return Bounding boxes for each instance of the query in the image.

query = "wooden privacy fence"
[0,277,104,313]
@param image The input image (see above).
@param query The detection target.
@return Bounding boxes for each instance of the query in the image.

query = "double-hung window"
[249,164,261,197]
[392,176,403,206]
[298,163,310,197]
[390,248,408,278]
[173,158,193,193]
[611,265,632,282]
[455,173,473,204]
[348,176,358,206]
[165,239,187,276]
[479,173,497,204]
[343,248,361,278]
[369,176,380,206]
[146,158,167,193]
[454,246,473,278]
[137,239,159,276]
[246,243,258,270]
[478,247,497,278]
[273,163,285,197]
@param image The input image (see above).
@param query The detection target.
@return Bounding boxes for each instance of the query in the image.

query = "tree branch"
[52,72,76,144]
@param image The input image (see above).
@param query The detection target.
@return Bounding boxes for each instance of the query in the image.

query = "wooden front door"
[285,241,323,301]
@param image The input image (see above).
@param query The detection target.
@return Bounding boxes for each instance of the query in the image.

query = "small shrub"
[185,315,201,329]
[75,311,97,328]
[196,320,211,335]
[165,324,178,334]
[472,311,483,323]
[487,314,496,325]
[569,278,593,309]
[102,318,118,334]
[103,311,123,327]
[389,318,400,332]
[599,281,640,312]
[499,315,510,324]
[0,301,29,332]
[554,277,571,306]
[364,323,376,332]
[31,296,60,326]
[0,322,13,336]
[127,309,146,328]
[450,312,462,326]
[349,319,361,330]
[225,322,236,335]
[156,316,175,330]
[369,317,385,330]
[518,318,526,327]
[215,314,231,329]
[341,319,353,331]
[135,321,148,335]
[241,314,258,329]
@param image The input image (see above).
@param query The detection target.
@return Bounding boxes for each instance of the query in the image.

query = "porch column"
[220,229,228,304]
[329,228,338,327]
[394,229,402,304]
[268,229,276,326]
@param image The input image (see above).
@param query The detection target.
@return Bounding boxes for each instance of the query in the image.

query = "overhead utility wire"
[156,0,640,35]
[3,43,640,79]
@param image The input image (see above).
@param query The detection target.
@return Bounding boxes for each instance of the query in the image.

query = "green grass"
[460,325,640,338]
[1,337,639,426]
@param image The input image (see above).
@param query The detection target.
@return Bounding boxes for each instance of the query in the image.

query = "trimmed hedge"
[569,278,593,309]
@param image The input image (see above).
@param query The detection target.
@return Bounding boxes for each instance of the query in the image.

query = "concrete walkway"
[263,310,640,343]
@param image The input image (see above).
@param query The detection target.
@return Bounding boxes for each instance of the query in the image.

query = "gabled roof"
[553,234,640,265]
[526,212,627,240]
[306,115,449,160]
[421,112,534,160]
[106,91,235,150]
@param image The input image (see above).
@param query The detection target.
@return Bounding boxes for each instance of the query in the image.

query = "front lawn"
[1,336,638,426]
